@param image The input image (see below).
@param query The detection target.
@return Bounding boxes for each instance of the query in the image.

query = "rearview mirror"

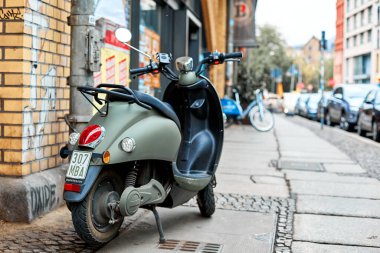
[115,28,132,43]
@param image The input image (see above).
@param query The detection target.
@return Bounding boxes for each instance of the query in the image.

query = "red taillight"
[64,183,81,193]
[78,124,105,148]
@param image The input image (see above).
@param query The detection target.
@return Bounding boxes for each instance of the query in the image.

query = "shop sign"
[233,0,257,47]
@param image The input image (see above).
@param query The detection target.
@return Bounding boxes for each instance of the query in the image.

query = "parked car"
[317,91,332,122]
[326,84,376,131]
[283,92,300,116]
[264,93,283,113]
[305,93,321,119]
[357,87,380,141]
[294,93,310,117]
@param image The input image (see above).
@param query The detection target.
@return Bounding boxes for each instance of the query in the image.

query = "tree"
[236,24,292,103]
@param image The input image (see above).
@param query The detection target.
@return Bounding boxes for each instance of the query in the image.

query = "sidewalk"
[275,116,380,253]
[2,115,380,252]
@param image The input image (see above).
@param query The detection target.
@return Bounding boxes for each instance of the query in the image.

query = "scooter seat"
[108,89,181,129]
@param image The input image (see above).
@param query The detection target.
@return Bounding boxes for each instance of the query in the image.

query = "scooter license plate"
[66,151,92,180]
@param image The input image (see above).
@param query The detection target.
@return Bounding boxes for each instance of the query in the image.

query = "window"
[353,35,357,46]
[368,30,372,43]
[346,17,350,32]
[365,90,376,103]
[361,10,365,26]
[375,91,380,104]
[378,6,380,24]
[369,6,372,24]
[360,33,364,44]
[354,14,358,29]
[355,0,358,8]
[347,0,351,12]
[346,38,350,48]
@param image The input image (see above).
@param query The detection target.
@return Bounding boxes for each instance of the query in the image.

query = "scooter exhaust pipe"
[119,179,166,216]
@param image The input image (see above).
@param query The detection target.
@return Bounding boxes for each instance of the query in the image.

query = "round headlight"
[121,137,136,153]
[69,132,80,145]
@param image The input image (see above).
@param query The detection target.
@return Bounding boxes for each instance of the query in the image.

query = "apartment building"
[343,0,379,83]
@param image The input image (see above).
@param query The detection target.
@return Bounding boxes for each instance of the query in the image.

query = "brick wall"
[0,0,70,176]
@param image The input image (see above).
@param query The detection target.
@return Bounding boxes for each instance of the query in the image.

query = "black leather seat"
[108,89,181,129]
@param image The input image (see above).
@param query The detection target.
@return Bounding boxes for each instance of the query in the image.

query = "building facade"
[343,0,379,84]
[334,0,345,84]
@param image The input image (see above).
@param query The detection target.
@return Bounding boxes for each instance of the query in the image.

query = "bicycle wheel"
[248,106,274,132]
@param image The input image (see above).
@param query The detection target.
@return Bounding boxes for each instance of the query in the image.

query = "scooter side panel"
[80,102,181,164]
[103,115,181,164]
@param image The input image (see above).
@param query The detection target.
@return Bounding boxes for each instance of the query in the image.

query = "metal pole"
[226,0,235,98]
[68,0,100,132]
[320,31,326,130]
[290,64,295,92]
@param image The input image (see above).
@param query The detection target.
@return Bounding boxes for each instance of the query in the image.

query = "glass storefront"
[139,0,161,94]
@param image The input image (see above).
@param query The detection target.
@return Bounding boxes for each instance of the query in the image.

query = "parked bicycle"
[221,88,274,131]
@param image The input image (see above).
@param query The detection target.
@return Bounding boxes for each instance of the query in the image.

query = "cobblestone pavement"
[0,207,146,253]
[1,193,295,253]
[290,116,380,179]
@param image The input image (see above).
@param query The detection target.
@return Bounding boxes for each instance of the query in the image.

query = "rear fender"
[64,165,102,202]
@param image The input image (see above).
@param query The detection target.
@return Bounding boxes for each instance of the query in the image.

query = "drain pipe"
[67,0,101,132]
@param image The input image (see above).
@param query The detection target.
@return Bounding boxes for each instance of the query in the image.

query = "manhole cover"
[157,239,223,253]
[278,160,324,172]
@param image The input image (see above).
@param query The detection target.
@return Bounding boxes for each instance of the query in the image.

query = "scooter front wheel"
[71,169,124,245]
[196,181,215,217]
[248,106,274,132]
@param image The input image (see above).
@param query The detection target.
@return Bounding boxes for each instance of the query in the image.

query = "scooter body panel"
[79,102,181,165]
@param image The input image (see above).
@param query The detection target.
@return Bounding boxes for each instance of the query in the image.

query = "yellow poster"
[94,48,130,87]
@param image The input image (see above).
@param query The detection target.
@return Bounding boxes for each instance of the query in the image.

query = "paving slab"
[285,171,379,184]
[100,207,277,253]
[294,214,380,247]
[215,173,289,197]
[218,167,283,177]
[297,195,380,218]
[323,163,366,174]
[290,180,380,199]
[292,241,380,253]
[251,175,286,185]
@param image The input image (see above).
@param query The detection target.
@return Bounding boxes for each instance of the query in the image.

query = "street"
[2,114,380,252]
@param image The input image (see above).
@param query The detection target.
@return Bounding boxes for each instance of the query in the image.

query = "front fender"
[64,165,102,202]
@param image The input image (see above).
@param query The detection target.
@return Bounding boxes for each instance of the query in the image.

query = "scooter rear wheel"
[71,169,124,245]
[196,182,215,217]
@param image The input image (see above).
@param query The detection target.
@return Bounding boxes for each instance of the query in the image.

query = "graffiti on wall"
[22,0,57,161]
[30,183,59,217]
[0,7,24,20]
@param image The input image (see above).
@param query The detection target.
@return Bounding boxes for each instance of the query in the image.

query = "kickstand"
[151,206,166,244]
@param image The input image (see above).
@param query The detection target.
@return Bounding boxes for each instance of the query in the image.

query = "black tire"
[373,121,380,142]
[357,121,367,137]
[71,169,124,245]
[326,111,333,126]
[196,182,215,217]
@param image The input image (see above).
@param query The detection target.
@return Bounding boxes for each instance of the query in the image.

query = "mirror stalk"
[123,42,152,61]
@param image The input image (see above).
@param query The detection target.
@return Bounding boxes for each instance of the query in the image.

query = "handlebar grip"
[130,66,151,75]
[223,52,243,60]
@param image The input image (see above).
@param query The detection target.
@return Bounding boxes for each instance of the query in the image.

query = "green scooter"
[60,28,242,245]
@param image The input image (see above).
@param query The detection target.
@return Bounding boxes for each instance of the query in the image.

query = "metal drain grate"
[157,239,223,253]
[277,160,324,172]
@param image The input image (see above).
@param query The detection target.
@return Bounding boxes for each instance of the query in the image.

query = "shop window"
[139,0,161,94]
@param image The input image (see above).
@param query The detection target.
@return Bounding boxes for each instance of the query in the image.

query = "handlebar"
[129,51,242,78]
[222,52,243,60]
